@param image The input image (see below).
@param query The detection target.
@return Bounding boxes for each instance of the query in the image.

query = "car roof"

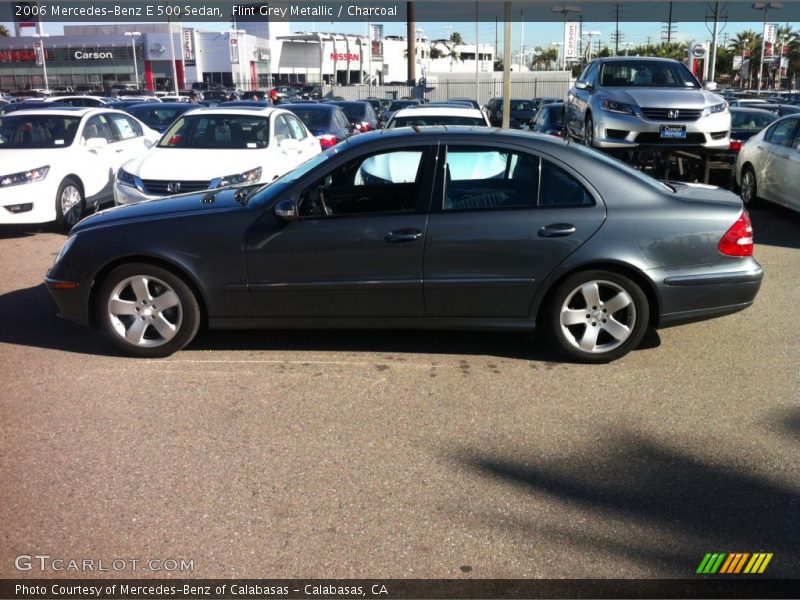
[597,56,681,63]
[393,107,485,118]
[180,106,284,116]
[5,106,99,117]
[282,103,338,111]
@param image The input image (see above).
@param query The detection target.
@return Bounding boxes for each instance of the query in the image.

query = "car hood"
[123,148,267,180]
[0,147,72,173]
[668,181,743,207]
[601,88,722,108]
[72,186,252,232]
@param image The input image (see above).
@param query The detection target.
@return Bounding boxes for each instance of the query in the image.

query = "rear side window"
[443,147,539,211]
[765,118,799,147]
[539,160,594,207]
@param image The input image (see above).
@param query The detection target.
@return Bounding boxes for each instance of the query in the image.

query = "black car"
[329,100,379,132]
[0,101,69,115]
[530,102,564,137]
[298,85,323,100]
[124,102,199,133]
[47,128,762,363]
[488,99,537,128]
[282,103,354,148]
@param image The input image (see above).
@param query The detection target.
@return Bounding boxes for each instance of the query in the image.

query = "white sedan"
[385,106,491,129]
[0,107,160,229]
[114,106,321,205]
[736,114,800,213]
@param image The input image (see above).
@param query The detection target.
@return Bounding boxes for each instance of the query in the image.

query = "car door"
[787,127,800,212]
[423,143,606,318]
[246,144,437,317]
[284,112,319,158]
[78,113,117,205]
[756,117,799,204]
[107,112,152,169]
[272,113,306,171]
[566,61,598,140]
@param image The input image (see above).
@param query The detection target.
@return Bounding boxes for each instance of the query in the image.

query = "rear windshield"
[0,114,81,148]
[599,60,700,88]
[286,107,332,130]
[159,114,269,149]
[388,100,418,111]
[128,106,190,129]
[731,111,777,131]
[335,102,368,121]
[388,115,487,128]
[510,101,534,111]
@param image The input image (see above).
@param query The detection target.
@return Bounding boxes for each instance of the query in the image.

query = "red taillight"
[718,211,754,257]
[318,134,337,148]
[729,139,743,152]
[360,121,373,132]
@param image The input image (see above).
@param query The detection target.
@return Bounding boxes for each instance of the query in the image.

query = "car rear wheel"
[740,165,760,208]
[96,263,200,358]
[544,270,650,363]
[584,114,595,148]
[55,177,84,231]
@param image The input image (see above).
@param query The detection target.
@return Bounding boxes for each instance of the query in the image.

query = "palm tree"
[728,30,762,88]
[446,31,463,70]
[532,47,559,70]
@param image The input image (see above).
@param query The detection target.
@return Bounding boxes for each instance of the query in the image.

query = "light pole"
[752,2,781,92]
[582,31,601,62]
[124,32,141,89]
[32,32,49,92]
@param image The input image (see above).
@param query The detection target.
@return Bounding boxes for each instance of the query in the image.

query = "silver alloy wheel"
[60,184,82,226]
[559,280,636,354]
[741,169,755,205]
[585,116,594,147]
[107,275,183,348]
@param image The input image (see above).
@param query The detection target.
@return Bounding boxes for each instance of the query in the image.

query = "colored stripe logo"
[697,553,773,574]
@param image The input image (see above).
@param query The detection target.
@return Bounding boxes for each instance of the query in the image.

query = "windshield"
[128,106,191,130]
[286,107,332,130]
[0,114,81,148]
[510,101,535,111]
[388,115,486,128]
[599,60,701,88]
[158,114,270,149]
[335,103,367,121]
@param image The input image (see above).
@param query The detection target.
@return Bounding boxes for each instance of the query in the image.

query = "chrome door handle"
[538,223,576,237]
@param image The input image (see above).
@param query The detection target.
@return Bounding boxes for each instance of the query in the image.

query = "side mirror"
[144,138,156,149]
[85,137,108,149]
[574,81,588,90]
[274,199,298,221]
[705,81,718,91]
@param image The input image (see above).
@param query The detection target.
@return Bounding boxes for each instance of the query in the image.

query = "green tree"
[532,46,559,70]
[0,24,10,37]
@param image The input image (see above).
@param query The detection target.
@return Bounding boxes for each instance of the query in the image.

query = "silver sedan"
[736,114,800,213]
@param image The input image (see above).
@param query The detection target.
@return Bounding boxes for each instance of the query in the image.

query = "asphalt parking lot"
[1,206,798,580]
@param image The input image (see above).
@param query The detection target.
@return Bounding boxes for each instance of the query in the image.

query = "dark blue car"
[123,102,198,133]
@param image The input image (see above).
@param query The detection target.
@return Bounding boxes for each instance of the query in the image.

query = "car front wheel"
[584,114,595,148]
[96,263,201,358]
[544,270,650,363]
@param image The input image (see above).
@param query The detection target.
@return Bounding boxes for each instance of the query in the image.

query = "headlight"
[702,101,729,117]
[215,167,262,188]
[116,168,137,187]
[0,165,49,188]
[599,98,635,115]
[54,234,76,265]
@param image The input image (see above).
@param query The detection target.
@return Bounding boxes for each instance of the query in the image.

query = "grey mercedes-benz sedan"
[565,56,731,150]
[46,128,762,362]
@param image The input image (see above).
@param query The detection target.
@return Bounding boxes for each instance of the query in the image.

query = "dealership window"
[298,149,426,218]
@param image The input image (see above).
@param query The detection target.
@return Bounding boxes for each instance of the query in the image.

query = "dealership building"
[0,22,494,91]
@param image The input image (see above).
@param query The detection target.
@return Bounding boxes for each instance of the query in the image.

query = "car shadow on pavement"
[749,205,800,250]
[455,431,800,576]
[774,407,800,443]
[0,225,58,239]
[0,284,117,356]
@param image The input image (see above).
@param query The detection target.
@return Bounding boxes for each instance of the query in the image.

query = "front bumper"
[45,275,92,326]
[0,180,57,225]
[591,109,731,149]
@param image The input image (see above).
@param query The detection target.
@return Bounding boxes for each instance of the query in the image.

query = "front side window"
[159,115,270,149]
[298,149,425,217]
[274,115,293,142]
[443,147,539,211]
[765,118,799,147]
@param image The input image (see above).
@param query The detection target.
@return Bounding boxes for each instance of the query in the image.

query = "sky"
[4,19,798,55]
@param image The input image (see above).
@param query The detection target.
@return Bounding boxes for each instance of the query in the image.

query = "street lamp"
[124,32,141,89]
[32,32,49,92]
[752,2,782,92]
[582,31,601,61]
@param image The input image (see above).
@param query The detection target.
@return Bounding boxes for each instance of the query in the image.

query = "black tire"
[543,270,650,363]
[740,165,760,209]
[55,177,85,232]
[95,263,201,358]
[584,114,595,148]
